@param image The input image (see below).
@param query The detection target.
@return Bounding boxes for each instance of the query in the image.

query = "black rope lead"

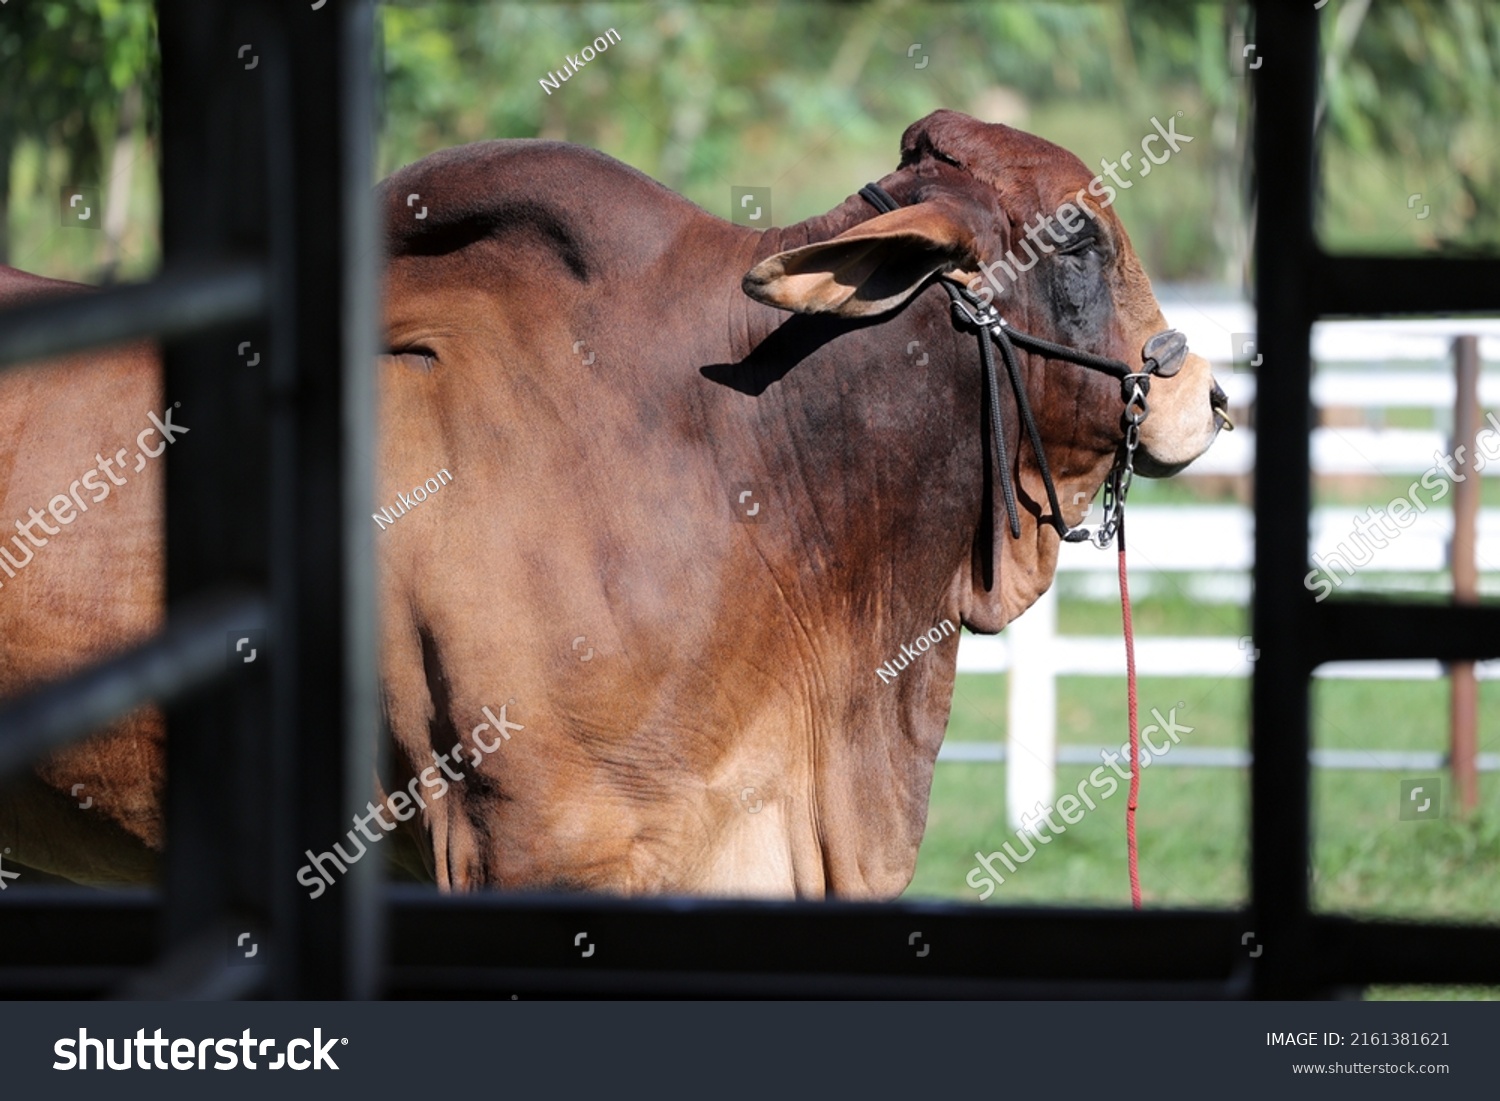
[973,297,1021,539]
[991,320,1071,539]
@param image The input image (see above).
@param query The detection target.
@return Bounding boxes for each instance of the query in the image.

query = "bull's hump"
[0,264,94,308]
[380,140,707,281]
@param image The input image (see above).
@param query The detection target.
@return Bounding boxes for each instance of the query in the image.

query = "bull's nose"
[1210,379,1234,431]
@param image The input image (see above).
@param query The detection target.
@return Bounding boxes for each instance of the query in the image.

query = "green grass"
[1314,472,1500,509]
[908,598,1500,991]
[909,758,1247,906]
[1126,476,1243,507]
[917,668,1251,908]
[1312,677,1500,925]
[1056,588,1247,638]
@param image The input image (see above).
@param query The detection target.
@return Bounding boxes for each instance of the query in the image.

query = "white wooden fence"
[936,307,1500,829]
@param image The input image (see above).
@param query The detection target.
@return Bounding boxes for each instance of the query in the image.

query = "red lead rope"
[1117,510,1142,909]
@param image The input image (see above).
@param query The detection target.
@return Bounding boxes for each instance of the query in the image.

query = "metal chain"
[1084,377,1150,549]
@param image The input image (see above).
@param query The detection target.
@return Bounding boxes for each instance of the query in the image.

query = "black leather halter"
[857,182,1179,560]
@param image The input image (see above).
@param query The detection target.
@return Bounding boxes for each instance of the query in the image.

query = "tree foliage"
[1321,0,1500,247]
[5,2,1498,278]
[0,0,158,265]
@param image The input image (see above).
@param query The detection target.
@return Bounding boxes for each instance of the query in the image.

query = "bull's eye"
[384,346,437,371]
[1052,231,1109,321]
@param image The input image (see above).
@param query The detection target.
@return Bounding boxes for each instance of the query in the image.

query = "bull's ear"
[741,202,977,317]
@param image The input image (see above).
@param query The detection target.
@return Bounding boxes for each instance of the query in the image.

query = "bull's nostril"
[1210,380,1234,431]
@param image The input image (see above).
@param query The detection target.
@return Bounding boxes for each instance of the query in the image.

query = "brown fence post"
[1451,335,1480,816]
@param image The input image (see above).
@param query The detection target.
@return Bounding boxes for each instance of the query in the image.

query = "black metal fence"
[0,0,1496,999]
[0,0,379,999]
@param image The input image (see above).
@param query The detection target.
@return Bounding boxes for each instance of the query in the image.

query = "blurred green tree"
[0,0,158,269]
[375,1,1247,281]
[1320,0,1500,248]
[10,2,1494,280]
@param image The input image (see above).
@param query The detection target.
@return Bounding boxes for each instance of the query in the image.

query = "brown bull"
[0,110,1223,897]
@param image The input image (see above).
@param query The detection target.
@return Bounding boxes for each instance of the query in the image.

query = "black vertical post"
[270,0,381,999]
[159,0,275,981]
[1249,1,1321,998]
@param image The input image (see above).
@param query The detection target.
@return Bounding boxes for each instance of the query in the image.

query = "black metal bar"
[389,969,1239,1001]
[157,0,279,975]
[1313,255,1500,316]
[0,969,151,997]
[0,263,266,372]
[1314,602,1500,665]
[1249,0,1321,998]
[0,891,157,983]
[1313,917,1500,986]
[273,0,382,1000]
[0,592,265,782]
[386,891,1243,991]
[7,892,1500,996]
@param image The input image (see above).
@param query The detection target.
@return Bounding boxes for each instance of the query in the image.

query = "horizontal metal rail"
[384,891,1500,996]
[0,891,156,991]
[386,889,1243,990]
[1314,254,1500,316]
[388,966,1240,1000]
[6,889,1498,997]
[1315,917,1500,986]
[0,261,266,372]
[0,591,266,781]
[1314,602,1500,666]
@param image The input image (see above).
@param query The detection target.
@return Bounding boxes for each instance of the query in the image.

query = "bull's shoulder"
[378,140,715,281]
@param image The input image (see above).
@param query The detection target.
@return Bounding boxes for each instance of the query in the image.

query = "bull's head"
[740,109,1226,482]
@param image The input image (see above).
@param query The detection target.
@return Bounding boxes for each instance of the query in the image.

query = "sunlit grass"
[911,598,1500,964]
